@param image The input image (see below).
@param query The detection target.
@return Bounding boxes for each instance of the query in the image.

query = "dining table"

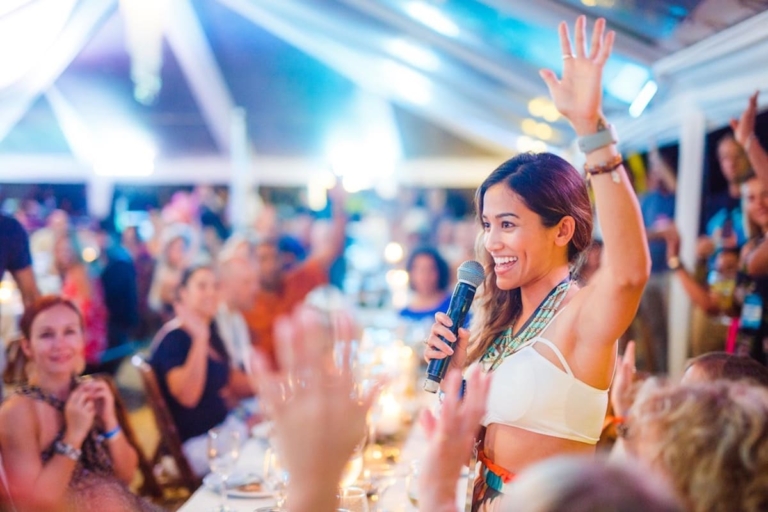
[178,394,471,512]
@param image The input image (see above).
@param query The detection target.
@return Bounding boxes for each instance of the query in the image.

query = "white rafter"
[0,0,116,143]
[165,0,236,151]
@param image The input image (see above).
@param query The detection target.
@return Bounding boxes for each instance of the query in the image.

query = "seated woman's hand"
[64,384,97,446]
[424,311,469,372]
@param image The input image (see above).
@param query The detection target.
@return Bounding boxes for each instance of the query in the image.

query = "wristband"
[103,426,122,440]
[577,123,618,154]
[54,440,82,461]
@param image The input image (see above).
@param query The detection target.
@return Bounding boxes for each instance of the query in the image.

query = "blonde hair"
[628,380,768,512]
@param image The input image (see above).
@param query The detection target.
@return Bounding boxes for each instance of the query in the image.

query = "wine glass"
[339,440,365,488]
[337,486,370,512]
[256,446,289,511]
[207,428,241,512]
[405,460,420,509]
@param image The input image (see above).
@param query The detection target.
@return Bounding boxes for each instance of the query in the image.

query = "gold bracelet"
[585,155,623,183]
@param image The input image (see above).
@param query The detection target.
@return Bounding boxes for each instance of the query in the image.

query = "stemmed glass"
[207,428,241,512]
[255,446,289,512]
[405,460,420,510]
[337,486,370,512]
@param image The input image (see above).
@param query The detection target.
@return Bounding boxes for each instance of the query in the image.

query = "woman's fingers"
[574,15,587,58]
[558,21,573,57]
[596,29,615,64]
[588,17,605,60]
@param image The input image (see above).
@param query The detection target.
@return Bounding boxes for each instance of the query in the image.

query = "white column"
[668,105,706,376]
[227,107,254,232]
[86,174,114,220]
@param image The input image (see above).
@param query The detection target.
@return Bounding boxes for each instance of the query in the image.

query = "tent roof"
[0,0,767,167]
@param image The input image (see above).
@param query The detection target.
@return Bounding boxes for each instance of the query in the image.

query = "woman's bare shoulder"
[0,394,38,439]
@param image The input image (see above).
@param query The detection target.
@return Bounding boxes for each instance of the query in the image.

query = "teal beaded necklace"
[481,278,572,371]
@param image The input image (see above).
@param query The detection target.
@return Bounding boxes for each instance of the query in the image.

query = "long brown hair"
[467,152,593,364]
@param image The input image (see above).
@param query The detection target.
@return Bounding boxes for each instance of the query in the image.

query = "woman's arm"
[731,92,768,185]
[166,306,211,408]
[540,17,650,345]
[0,389,95,510]
[743,237,768,276]
[88,379,139,484]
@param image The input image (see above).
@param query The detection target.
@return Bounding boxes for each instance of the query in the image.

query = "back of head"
[685,352,768,387]
[504,456,682,512]
[629,380,768,512]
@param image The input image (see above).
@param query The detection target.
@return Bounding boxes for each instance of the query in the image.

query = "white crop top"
[480,312,609,445]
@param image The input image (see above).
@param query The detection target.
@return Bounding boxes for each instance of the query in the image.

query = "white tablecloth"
[179,395,469,512]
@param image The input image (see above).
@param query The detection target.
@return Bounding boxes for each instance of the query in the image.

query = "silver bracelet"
[54,440,82,461]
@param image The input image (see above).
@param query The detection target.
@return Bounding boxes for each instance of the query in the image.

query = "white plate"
[203,472,274,499]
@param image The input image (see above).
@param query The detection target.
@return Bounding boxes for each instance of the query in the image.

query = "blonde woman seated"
[0,296,158,512]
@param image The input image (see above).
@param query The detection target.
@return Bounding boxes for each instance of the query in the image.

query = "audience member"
[148,227,190,321]
[0,296,155,512]
[216,237,259,373]
[0,212,39,312]
[243,185,347,365]
[54,232,108,368]
[399,247,452,323]
[122,225,159,340]
[149,266,251,477]
[636,148,677,372]
[623,380,768,512]
[681,351,768,386]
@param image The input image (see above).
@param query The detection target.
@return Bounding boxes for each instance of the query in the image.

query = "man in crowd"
[0,213,39,312]
[243,185,347,365]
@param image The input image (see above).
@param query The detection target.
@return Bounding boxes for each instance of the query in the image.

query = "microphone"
[423,260,485,393]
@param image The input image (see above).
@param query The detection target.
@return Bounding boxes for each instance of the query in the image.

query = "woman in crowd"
[424,16,650,510]
[54,231,108,369]
[0,296,153,512]
[623,380,768,512]
[149,265,252,477]
[399,247,452,322]
[148,229,190,321]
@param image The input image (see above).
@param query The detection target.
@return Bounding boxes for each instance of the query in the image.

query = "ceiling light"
[404,2,460,38]
[385,38,441,72]
[607,63,650,104]
[629,80,658,118]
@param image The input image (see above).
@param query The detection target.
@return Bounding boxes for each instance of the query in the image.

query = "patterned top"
[481,279,572,371]
[15,384,114,484]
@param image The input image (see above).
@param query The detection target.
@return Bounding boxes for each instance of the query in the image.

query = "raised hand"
[174,302,209,342]
[86,379,119,430]
[250,306,382,502]
[64,385,96,446]
[418,368,491,511]
[539,16,615,135]
[730,91,759,148]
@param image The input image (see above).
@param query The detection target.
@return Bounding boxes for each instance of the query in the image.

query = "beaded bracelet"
[584,155,624,183]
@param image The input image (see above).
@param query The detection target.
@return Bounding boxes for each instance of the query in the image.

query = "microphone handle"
[424,282,476,392]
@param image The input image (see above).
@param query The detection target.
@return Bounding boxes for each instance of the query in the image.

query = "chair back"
[130,355,200,493]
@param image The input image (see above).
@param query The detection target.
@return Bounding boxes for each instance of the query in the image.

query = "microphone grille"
[457,260,485,287]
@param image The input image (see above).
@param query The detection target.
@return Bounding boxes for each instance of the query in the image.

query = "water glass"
[208,428,241,512]
[337,486,369,512]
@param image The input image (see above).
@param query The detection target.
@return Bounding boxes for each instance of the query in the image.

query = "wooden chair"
[130,355,201,495]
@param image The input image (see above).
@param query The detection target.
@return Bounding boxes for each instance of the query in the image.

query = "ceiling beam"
[165,0,236,151]
[477,0,664,66]
[653,9,768,77]
[218,0,541,154]
[337,0,548,99]
[0,0,116,142]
